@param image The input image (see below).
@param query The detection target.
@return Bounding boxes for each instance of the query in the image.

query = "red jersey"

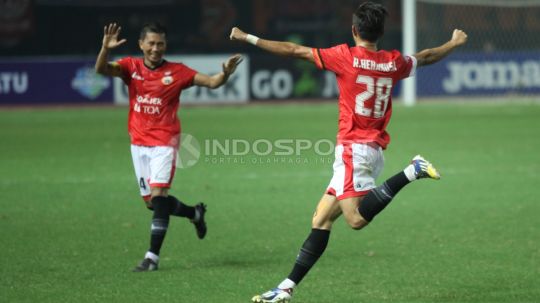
[312,44,416,149]
[116,57,197,147]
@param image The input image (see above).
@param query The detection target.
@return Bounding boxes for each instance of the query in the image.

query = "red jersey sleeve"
[116,57,134,84]
[312,44,350,75]
[176,63,198,89]
[394,53,417,80]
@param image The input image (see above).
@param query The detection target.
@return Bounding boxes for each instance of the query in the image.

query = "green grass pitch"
[1,101,539,303]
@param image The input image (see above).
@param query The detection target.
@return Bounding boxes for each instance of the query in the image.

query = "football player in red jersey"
[231,2,467,302]
[95,22,242,272]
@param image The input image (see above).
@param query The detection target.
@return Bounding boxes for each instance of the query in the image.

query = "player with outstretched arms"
[95,22,242,272]
[230,2,467,302]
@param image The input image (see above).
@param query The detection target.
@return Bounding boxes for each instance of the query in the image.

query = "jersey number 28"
[355,76,393,118]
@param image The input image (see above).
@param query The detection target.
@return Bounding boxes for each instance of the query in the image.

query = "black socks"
[149,196,170,255]
[148,195,197,256]
[168,195,196,219]
[383,171,411,194]
[358,171,410,222]
[288,229,330,284]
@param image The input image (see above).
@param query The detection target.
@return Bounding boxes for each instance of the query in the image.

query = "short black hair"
[352,2,388,43]
[139,22,167,40]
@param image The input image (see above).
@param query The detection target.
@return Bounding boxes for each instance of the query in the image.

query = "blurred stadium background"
[2,0,540,105]
[1,1,539,303]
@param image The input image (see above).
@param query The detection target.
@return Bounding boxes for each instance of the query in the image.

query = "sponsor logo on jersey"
[136,95,162,105]
[161,76,173,85]
[135,95,162,114]
[131,72,144,81]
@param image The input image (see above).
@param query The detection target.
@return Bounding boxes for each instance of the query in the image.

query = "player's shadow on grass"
[171,257,282,271]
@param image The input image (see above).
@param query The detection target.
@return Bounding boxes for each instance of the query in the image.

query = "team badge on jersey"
[161,76,173,85]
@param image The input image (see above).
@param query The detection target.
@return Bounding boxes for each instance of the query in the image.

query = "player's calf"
[358,181,396,222]
[149,196,170,255]
[358,155,441,222]
[168,195,196,219]
[167,196,207,239]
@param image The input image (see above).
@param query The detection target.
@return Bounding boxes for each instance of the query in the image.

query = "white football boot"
[411,155,440,180]
[252,288,293,303]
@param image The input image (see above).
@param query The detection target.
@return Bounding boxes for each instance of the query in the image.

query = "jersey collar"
[144,59,167,71]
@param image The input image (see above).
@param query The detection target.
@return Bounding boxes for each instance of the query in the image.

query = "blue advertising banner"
[0,59,113,104]
[417,51,540,97]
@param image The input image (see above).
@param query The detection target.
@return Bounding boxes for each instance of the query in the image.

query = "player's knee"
[311,215,334,230]
[312,220,332,230]
[348,216,369,230]
[142,196,153,210]
[151,187,168,198]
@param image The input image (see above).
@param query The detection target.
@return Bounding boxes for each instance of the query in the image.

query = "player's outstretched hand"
[451,29,467,47]
[223,54,243,76]
[102,23,127,50]
[229,27,247,42]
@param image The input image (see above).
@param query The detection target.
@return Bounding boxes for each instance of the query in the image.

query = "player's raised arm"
[193,54,243,89]
[414,29,468,67]
[230,27,315,63]
[95,23,127,77]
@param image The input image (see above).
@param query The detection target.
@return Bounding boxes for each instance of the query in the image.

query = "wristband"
[246,34,259,46]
